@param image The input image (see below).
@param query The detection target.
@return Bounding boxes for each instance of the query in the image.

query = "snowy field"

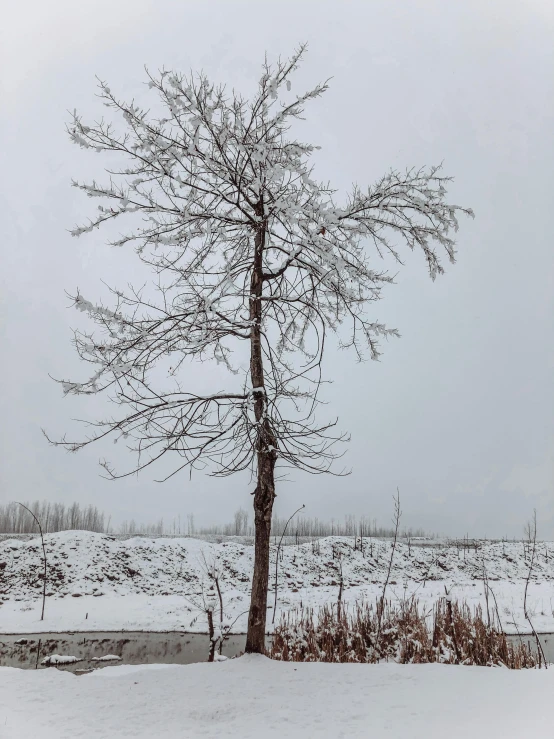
[1,655,551,738]
[1,531,554,634]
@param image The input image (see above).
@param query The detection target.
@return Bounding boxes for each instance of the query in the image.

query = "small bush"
[268,597,540,669]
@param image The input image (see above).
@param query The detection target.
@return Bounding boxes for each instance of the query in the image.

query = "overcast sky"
[1,0,553,538]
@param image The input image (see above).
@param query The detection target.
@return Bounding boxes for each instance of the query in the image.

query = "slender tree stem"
[376,489,401,651]
[18,503,47,621]
[523,510,547,668]
[246,218,279,653]
[272,504,305,623]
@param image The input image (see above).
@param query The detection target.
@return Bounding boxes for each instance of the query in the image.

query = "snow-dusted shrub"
[268,598,541,669]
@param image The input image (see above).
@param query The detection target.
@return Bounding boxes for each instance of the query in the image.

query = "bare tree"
[376,490,401,650]
[201,551,225,659]
[187,551,248,660]
[335,547,344,620]
[233,507,249,537]
[18,503,47,621]
[48,46,473,653]
[272,503,305,623]
[523,510,547,667]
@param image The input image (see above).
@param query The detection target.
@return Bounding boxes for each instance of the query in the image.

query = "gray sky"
[1,0,553,537]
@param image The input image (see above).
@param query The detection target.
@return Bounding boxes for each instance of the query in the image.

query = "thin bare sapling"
[187,551,249,660]
[18,503,47,621]
[376,490,401,649]
[197,552,226,660]
[272,504,305,624]
[523,510,547,667]
[334,545,344,620]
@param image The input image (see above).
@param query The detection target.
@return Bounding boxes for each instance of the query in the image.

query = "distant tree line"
[270,513,428,540]
[196,509,428,540]
[118,518,165,536]
[0,500,428,539]
[0,501,106,534]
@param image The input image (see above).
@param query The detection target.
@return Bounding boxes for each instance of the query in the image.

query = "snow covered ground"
[1,655,551,738]
[1,531,553,634]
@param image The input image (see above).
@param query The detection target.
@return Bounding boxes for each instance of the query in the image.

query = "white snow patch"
[41,654,81,666]
[0,656,552,738]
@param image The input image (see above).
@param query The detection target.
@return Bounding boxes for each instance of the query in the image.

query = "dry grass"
[268,597,541,669]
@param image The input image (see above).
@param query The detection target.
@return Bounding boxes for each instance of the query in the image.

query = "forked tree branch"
[50,47,472,489]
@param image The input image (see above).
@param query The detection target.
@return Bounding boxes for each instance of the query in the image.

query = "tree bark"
[245,216,277,654]
[246,479,274,652]
[207,609,215,662]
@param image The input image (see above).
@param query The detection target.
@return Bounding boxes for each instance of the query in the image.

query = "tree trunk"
[207,609,215,662]
[245,468,275,653]
[245,217,277,654]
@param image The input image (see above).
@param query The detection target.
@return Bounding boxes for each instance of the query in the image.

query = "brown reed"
[268,597,540,669]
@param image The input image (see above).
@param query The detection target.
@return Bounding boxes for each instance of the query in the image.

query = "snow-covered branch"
[53,46,473,482]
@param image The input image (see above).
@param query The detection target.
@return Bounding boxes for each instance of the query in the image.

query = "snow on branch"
[52,46,473,481]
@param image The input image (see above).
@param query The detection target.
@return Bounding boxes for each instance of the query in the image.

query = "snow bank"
[1,531,553,634]
[1,656,551,738]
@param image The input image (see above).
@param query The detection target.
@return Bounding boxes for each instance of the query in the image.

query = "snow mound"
[2,530,552,602]
[41,654,81,666]
[2,531,554,634]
